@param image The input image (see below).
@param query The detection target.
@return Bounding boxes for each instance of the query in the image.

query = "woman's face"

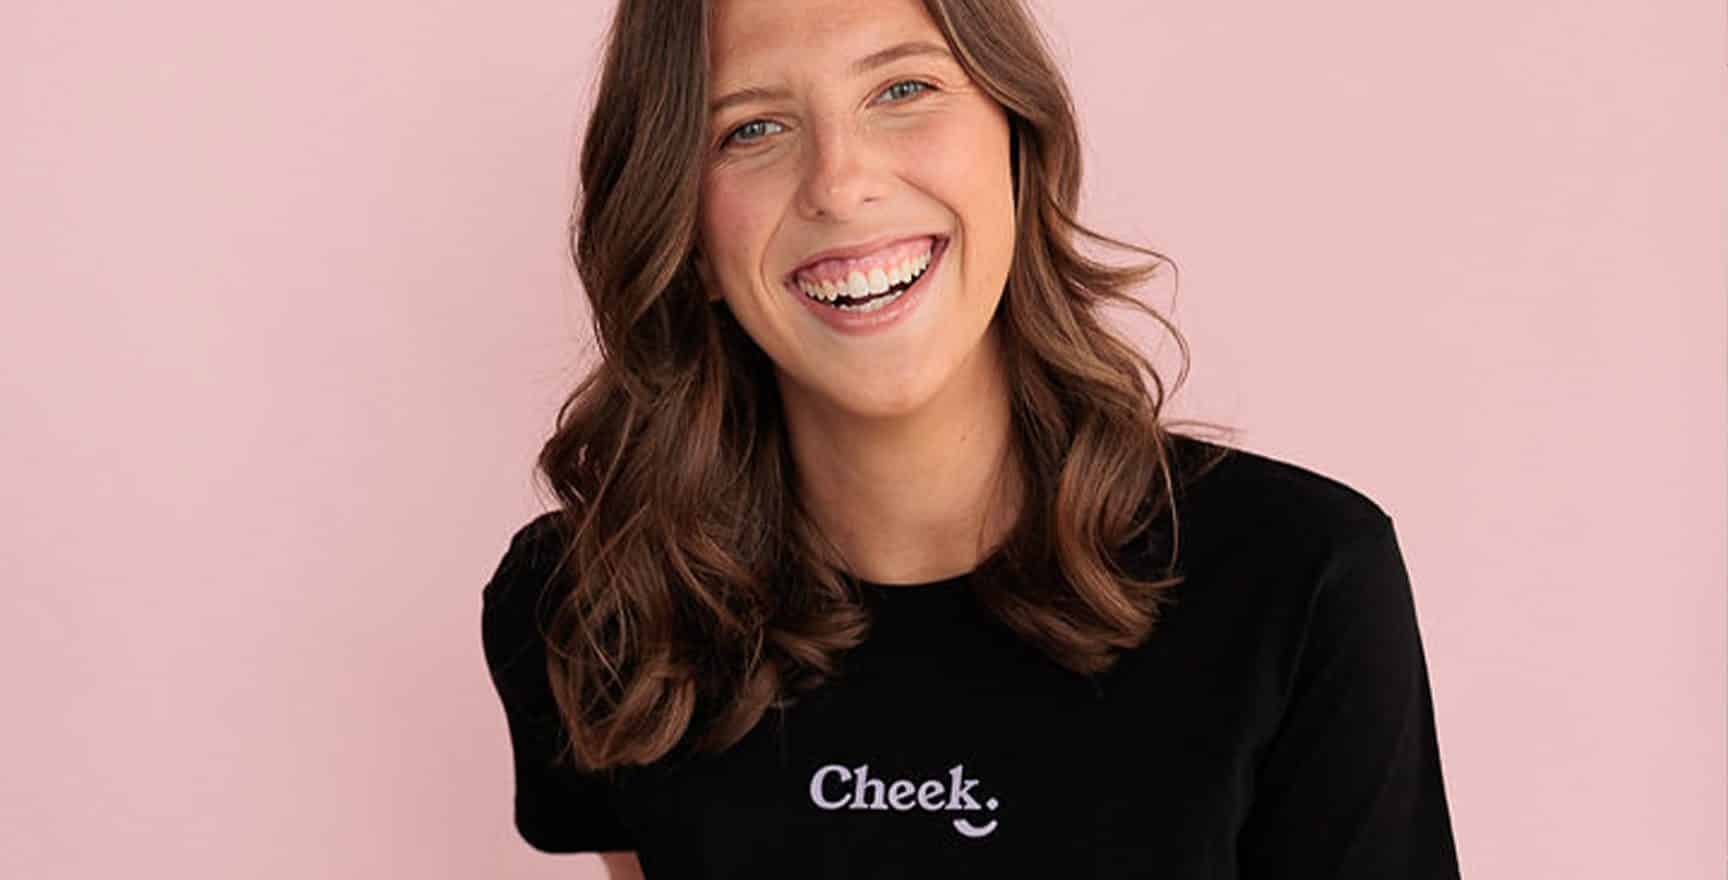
[699,0,1015,422]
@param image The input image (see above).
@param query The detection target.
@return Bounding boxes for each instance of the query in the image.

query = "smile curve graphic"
[953,818,999,838]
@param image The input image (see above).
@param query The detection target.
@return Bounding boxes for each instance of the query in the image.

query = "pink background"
[4,1,1722,877]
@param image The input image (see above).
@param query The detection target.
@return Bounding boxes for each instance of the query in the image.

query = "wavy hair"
[536,0,1234,772]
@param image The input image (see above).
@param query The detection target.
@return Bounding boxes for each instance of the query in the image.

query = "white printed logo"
[808,763,1002,838]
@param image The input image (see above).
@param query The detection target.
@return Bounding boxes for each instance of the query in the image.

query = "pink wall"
[4,1,1721,877]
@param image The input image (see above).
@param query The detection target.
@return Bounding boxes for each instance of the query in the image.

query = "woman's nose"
[796,123,883,221]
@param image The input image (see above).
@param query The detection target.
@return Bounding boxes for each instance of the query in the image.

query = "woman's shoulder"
[1163,431,1395,557]
[480,509,575,625]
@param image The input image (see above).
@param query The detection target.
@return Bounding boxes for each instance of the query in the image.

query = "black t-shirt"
[479,435,1462,878]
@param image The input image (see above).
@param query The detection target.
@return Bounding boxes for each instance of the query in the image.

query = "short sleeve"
[479,512,637,854]
[1237,515,1461,877]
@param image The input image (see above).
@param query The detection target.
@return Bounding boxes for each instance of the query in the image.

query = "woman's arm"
[599,851,644,880]
[1237,515,1461,877]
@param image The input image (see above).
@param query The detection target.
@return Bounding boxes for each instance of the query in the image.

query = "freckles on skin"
[698,178,810,371]
[698,91,1011,311]
[868,93,1013,343]
[923,100,1015,307]
[695,0,1019,422]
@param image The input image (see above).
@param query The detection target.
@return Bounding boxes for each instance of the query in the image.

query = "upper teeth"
[796,249,932,302]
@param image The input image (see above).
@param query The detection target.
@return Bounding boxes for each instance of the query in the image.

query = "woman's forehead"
[708,0,941,72]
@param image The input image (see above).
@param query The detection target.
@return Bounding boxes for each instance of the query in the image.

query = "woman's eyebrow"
[708,40,956,116]
[848,40,953,76]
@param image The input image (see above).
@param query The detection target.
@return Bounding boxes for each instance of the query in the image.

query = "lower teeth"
[834,287,906,313]
[819,273,921,313]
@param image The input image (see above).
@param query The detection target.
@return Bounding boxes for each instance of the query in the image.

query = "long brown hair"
[536,0,1234,772]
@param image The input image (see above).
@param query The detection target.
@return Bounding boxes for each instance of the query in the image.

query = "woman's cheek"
[888,108,1008,196]
[699,173,742,246]
[700,171,775,278]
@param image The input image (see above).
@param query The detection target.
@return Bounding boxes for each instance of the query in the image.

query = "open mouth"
[787,236,948,314]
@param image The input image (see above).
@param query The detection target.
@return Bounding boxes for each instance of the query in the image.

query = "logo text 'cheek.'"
[808,762,1003,839]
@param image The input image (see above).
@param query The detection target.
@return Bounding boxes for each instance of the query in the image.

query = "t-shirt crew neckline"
[855,569,974,597]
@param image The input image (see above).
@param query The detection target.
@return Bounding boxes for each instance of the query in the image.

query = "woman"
[480,0,1462,876]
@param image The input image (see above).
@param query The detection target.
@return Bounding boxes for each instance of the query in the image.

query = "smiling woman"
[696,8,1016,420]
[478,0,1461,877]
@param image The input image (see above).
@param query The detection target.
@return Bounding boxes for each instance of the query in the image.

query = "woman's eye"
[720,81,933,150]
[879,80,933,103]
[725,119,784,147]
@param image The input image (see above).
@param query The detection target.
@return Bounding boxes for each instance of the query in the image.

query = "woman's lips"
[784,235,948,335]
[786,235,941,285]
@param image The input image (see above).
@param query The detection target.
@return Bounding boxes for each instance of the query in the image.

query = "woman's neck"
[781,329,1021,586]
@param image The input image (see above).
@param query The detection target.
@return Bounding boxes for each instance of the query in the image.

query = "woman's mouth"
[788,236,946,314]
[783,236,949,335]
